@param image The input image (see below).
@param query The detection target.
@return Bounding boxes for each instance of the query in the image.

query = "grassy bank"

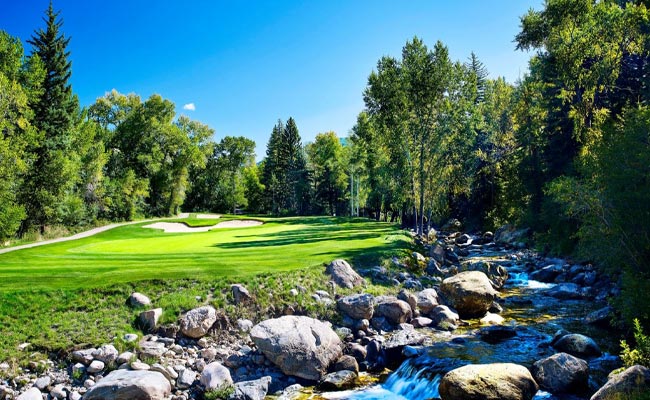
[0,216,410,366]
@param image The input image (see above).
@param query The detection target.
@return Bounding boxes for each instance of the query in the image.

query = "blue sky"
[2,1,541,159]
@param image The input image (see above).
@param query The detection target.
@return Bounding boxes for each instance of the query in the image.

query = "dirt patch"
[143,220,263,233]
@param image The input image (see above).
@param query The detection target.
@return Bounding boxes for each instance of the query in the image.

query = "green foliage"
[621,319,650,369]
[306,131,348,216]
[204,384,235,400]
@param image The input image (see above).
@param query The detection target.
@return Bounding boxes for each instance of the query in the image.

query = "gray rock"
[87,360,105,374]
[429,305,459,331]
[83,370,171,400]
[116,351,134,365]
[139,308,163,331]
[34,376,51,390]
[590,365,650,400]
[123,333,138,342]
[130,361,151,371]
[430,242,446,264]
[250,316,342,381]
[416,288,439,315]
[138,341,166,360]
[92,344,119,364]
[318,370,357,391]
[72,348,96,365]
[532,352,589,394]
[375,297,412,325]
[231,284,252,305]
[334,355,359,374]
[553,333,602,358]
[50,385,67,399]
[129,292,151,308]
[530,264,563,283]
[585,306,613,327]
[440,271,498,318]
[411,316,433,328]
[546,282,585,300]
[337,294,374,320]
[17,388,42,400]
[398,289,418,311]
[230,376,271,400]
[326,259,365,289]
[180,306,217,338]
[461,261,509,289]
[440,363,538,400]
[176,368,196,389]
[200,362,233,390]
[478,325,517,343]
[276,384,304,400]
[236,319,254,332]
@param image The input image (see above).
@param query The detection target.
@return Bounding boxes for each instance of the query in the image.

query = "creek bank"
[0,227,643,400]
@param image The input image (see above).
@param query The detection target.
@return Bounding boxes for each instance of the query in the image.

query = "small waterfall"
[508,271,555,289]
[347,359,441,400]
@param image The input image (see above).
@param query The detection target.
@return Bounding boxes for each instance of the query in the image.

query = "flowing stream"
[319,247,617,400]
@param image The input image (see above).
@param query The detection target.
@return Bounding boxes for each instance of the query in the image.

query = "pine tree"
[465,52,488,103]
[22,1,80,231]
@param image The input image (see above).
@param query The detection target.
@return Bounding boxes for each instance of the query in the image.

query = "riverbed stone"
[17,388,42,400]
[546,283,585,300]
[440,271,498,318]
[180,306,217,338]
[532,352,589,394]
[375,297,412,325]
[429,305,460,330]
[83,370,171,400]
[199,361,232,390]
[337,294,374,320]
[231,376,271,400]
[590,365,650,400]
[318,370,357,391]
[553,333,602,358]
[334,355,359,374]
[250,316,342,381]
[416,288,439,315]
[461,261,509,289]
[439,363,538,400]
[326,259,365,289]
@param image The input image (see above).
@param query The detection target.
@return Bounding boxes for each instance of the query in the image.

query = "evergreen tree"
[465,52,488,103]
[22,2,80,231]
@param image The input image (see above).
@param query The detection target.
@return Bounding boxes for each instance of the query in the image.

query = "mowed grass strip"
[0,217,410,365]
[0,217,402,291]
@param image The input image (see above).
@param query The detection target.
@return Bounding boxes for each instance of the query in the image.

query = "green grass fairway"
[0,216,408,292]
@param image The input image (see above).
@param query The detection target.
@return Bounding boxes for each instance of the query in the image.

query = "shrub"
[620,319,650,368]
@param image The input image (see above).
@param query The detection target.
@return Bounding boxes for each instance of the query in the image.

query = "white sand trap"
[196,213,221,219]
[143,220,263,233]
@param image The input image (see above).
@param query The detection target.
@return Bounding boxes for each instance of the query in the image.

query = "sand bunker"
[143,219,263,233]
[196,213,221,219]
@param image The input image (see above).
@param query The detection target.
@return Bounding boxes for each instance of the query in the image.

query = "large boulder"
[374,297,412,325]
[460,261,509,289]
[318,370,358,391]
[440,271,498,318]
[83,370,171,400]
[180,306,217,338]
[532,352,589,394]
[416,288,439,315]
[326,259,365,289]
[337,294,374,320]
[250,316,342,381]
[439,363,538,400]
[553,333,602,358]
[200,362,232,390]
[590,365,650,400]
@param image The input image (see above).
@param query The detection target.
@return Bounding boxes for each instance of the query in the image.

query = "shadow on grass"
[213,231,383,249]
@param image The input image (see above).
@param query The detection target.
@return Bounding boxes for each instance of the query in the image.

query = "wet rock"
[318,370,358,391]
[375,297,412,325]
[200,362,233,390]
[412,317,433,328]
[479,312,504,325]
[584,306,613,327]
[546,283,585,300]
[590,365,650,400]
[416,288,439,315]
[440,271,498,318]
[439,363,538,400]
[398,289,418,312]
[334,355,359,374]
[347,343,367,363]
[382,330,427,369]
[532,352,589,394]
[478,325,517,343]
[337,294,374,320]
[128,292,151,308]
[83,370,171,400]
[430,242,446,264]
[429,305,460,331]
[529,264,563,283]
[180,306,217,339]
[139,308,163,331]
[250,316,342,381]
[231,284,252,305]
[231,376,271,400]
[455,233,472,245]
[553,333,602,358]
[326,259,365,289]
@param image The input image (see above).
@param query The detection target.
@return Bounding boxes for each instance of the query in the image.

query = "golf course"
[0,216,410,363]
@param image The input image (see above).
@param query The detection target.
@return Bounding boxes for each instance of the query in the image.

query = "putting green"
[0,217,409,292]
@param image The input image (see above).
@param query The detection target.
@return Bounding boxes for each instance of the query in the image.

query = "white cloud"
[183,103,196,111]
